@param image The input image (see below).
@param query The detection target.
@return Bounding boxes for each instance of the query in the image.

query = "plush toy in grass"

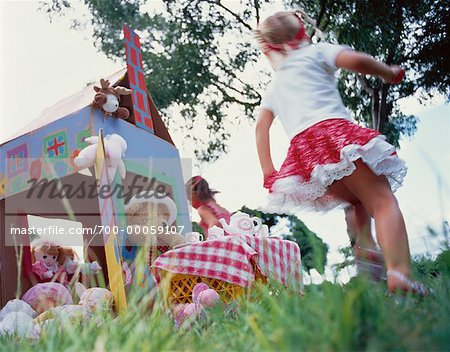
[0,311,40,339]
[92,78,132,119]
[76,283,114,312]
[21,282,73,315]
[74,133,127,180]
[34,283,114,324]
[0,299,36,321]
[173,283,221,328]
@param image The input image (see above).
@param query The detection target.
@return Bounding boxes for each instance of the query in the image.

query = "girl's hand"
[263,168,278,188]
[381,66,405,84]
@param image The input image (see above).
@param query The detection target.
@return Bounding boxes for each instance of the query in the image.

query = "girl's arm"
[255,108,277,183]
[335,50,403,83]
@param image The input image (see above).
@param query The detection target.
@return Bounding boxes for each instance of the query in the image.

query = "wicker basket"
[160,262,266,305]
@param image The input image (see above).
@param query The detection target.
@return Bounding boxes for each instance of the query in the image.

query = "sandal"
[386,270,431,297]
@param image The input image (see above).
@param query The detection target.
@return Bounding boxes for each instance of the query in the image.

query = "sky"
[1,1,449,282]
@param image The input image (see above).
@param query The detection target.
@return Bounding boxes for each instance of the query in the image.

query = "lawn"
[1,254,449,352]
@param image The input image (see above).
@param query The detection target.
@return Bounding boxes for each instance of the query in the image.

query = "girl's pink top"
[198,200,231,236]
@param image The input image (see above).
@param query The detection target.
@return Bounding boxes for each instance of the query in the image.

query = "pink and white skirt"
[263,119,407,213]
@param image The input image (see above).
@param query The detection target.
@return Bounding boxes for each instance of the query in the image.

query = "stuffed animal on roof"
[92,78,132,119]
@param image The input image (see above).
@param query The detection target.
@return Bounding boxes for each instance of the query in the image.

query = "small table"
[151,234,303,304]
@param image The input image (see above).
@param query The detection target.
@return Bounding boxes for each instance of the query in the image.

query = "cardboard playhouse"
[0,26,191,312]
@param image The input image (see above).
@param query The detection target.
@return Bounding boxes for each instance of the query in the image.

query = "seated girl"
[186,176,231,237]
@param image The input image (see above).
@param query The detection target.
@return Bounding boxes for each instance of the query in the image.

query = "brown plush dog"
[92,78,132,119]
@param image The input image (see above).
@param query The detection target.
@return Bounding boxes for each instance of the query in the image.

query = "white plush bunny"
[0,299,36,321]
[74,133,127,180]
[0,311,40,339]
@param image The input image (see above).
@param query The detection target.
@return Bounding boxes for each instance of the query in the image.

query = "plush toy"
[0,299,36,321]
[77,284,114,312]
[125,192,185,262]
[58,247,102,276]
[92,78,132,119]
[173,283,221,328]
[74,133,127,180]
[31,239,68,284]
[193,283,221,308]
[21,282,73,315]
[0,311,40,339]
[34,283,113,324]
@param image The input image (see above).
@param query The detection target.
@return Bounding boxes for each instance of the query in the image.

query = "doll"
[31,240,67,284]
[58,247,102,276]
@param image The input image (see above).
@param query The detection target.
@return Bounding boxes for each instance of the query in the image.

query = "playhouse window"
[27,215,85,263]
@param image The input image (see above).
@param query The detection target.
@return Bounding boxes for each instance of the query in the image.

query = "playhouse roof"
[1,68,174,146]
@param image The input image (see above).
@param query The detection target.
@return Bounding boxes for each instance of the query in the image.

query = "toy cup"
[258,224,269,238]
[208,226,224,240]
[186,232,203,244]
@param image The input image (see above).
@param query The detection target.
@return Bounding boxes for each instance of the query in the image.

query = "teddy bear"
[74,133,127,181]
[125,192,185,263]
[92,78,132,119]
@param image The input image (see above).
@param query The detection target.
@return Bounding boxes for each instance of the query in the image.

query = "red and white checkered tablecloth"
[151,234,303,292]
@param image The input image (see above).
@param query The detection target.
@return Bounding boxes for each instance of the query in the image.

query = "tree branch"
[254,0,260,25]
[316,0,328,29]
[356,75,374,95]
[203,0,253,31]
[211,81,261,107]
[215,59,262,100]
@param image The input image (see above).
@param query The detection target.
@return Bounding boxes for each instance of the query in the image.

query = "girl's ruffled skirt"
[264,119,407,213]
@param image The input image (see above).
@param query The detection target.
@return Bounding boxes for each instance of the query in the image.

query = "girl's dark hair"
[186,176,219,202]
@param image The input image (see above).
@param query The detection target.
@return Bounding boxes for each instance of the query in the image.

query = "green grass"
[1,261,449,352]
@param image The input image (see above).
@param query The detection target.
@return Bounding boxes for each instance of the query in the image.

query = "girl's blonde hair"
[255,10,323,47]
[256,11,301,45]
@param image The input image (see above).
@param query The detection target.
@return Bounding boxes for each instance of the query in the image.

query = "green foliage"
[240,206,328,273]
[191,221,204,235]
[42,0,448,161]
[412,249,450,278]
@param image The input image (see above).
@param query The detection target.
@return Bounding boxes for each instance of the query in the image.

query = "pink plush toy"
[193,283,220,308]
[21,283,73,315]
[173,283,221,328]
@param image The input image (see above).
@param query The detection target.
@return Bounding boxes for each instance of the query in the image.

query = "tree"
[43,0,449,160]
[240,206,328,273]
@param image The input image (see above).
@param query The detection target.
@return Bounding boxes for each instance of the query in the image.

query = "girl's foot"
[386,270,430,297]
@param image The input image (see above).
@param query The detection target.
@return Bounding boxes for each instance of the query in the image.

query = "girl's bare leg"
[329,182,383,277]
[345,204,375,250]
[338,160,411,290]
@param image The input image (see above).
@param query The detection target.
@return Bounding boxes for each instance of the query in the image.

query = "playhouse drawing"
[0,26,191,308]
